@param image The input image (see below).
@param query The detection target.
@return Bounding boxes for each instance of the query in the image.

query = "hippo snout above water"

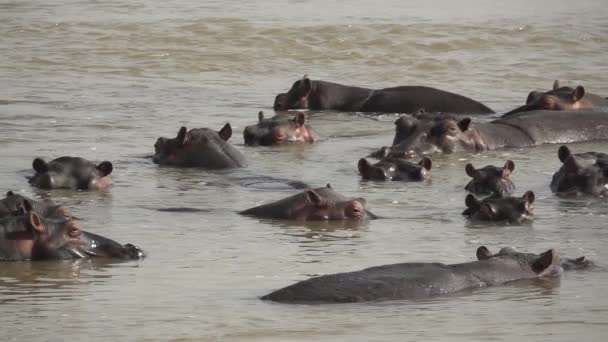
[550,145,608,196]
[463,191,534,224]
[464,160,516,196]
[243,111,318,146]
[358,157,432,181]
[28,156,113,191]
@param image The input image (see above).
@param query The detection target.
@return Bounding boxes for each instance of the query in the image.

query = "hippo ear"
[532,249,561,277]
[358,158,372,177]
[457,118,471,132]
[305,190,327,207]
[526,91,542,104]
[553,80,560,90]
[522,190,535,205]
[558,145,572,163]
[258,111,264,122]
[27,210,45,234]
[294,112,306,127]
[418,157,432,171]
[218,123,232,141]
[476,246,493,260]
[465,194,480,209]
[299,76,312,96]
[96,161,113,176]
[503,160,515,173]
[465,163,475,177]
[563,155,580,172]
[326,183,332,189]
[6,190,14,197]
[32,158,48,173]
[176,127,188,146]
[572,86,585,101]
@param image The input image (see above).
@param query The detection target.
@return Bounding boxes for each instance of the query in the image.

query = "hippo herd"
[2,75,608,304]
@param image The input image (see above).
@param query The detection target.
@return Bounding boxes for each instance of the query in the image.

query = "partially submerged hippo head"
[153,124,246,168]
[477,246,594,272]
[465,160,516,195]
[475,246,562,277]
[29,156,113,190]
[240,184,375,221]
[504,80,598,116]
[243,111,318,146]
[426,117,476,154]
[463,191,535,223]
[273,75,312,110]
[358,157,432,181]
[550,145,608,196]
[0,191,66,219]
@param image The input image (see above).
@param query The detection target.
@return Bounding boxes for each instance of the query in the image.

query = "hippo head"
[550,146,608,195]
[475,246,562,277]
[464,191,535,223]
[358,157,432,181]
[0,191,65,219]
[504,80,590,115]
[243,111,317,146]
[427,118,476,154]
[392,115,420,146]
[464,160,516,195]
[29,157,113,190]
[273,75,313,110]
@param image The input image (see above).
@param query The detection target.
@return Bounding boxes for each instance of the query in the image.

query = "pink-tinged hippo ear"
[572,86,585,101]
[457,118,471,132]
[176,127,188,146]
[27,210,45,234]
[476,246,493,260]
[503,160,515,172]
[258,111,264,122]
[522,190,535,205]
[532,248,561,277]
[418,157,432,171]
[33,158,48,173]
[358,158,372,177]
[218,123,232,141]
[465,163,475,177]
[465,194,480,209]
[294,112,306,127]
[305,189,327,208]
[96,161,113,176]
[553,80,560,90]
[558,145,572,163]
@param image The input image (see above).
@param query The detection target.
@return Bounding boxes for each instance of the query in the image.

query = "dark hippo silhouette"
[358,157,432,181]
[29,156,113,190]
[261,246,560,304]
[239,184,375,221]
[476,246,595,271]
[504,80,608,116]
[465,160,516,196]
[153,124,246,168]
[463,191,534,224]
[550,145,608,196]
[243,111,319,146]
[0,200,144,261]
[0,191,67,219]
[274,75,494,114]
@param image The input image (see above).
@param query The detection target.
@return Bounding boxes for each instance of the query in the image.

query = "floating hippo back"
[465,160,516,196]
[463,191,534,223]
[243,111,318,146]
[153,124,246,169]
[550,145,608,196]
[29,156,113,190]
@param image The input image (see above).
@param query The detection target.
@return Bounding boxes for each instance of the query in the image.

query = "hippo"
[0,191,66,219]
[153,124,247,168]
[0,200,144,261]
[464,160,516,196]
[503,80,608,116]
[476,246,595,271]
[550,145,608,196]
[358,157,432,181]
[261,246,560,304]
[28,156,113,190]
[274,75,494,114]
[463,191,534,224]
[243,111,319,146]
[239,184,376,221]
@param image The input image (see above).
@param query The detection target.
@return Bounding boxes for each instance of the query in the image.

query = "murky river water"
[1,0,608,340]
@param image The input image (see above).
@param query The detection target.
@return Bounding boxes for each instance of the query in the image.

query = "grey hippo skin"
[239,184,376,221]
[476,246,595,272]
[243,111,319,146]
[29,156,113,190]
[550,145,608,196]
[153,124,246,168]
[0,196,144,261]
[464,160,516,196]
[503,80,608,116]
[0,191,66,219]
[358,157,432,181]
[273,75,494,114]
[261,246,562,304]
[463,191,534,224]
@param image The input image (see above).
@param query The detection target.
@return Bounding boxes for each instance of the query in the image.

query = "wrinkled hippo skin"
[550,145,608,196]
[358,157,432,181]
[261,246,560,303]
[274,75,494,114]
[243,111,319,146]
[239,184,375,221]
[153,124,246,168]
[465,160,516,196]
[504,80,608,116]
[0,198,144,261]
[463,191,534,223]
[477,246,594,272]
[0,191,66,219]
[29,156,113,190]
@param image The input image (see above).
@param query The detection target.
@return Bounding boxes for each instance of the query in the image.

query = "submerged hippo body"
[463,191,534,224]
[153,124,246,169]
[262,246,560,304]
[239,184,375,221]
[504,80,608,116]
[274,76,494,114]
[0,200,144,261]
[358,157,432,181]
[28,157,113,190]
[243,111,318,146]
[550,145,608,196]
[465,160,516,196]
